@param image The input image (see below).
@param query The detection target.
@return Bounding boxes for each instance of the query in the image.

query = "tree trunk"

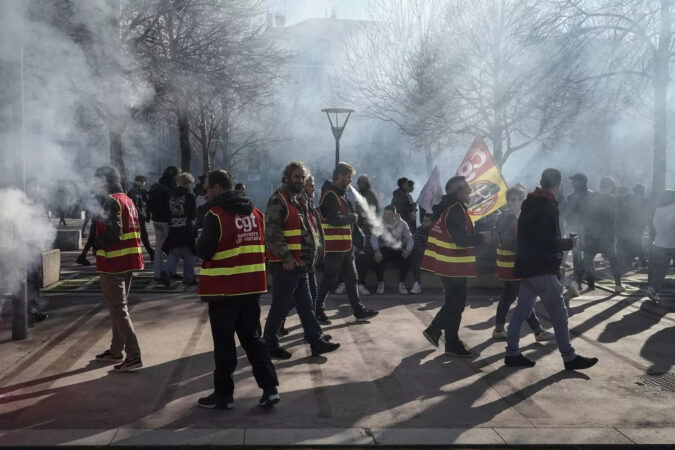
[178,110,192,172]
[109,129,126,189]
[652,0,671,198]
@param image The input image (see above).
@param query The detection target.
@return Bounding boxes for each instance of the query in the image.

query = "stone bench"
[41,249,60,287]
[54,230,81,251]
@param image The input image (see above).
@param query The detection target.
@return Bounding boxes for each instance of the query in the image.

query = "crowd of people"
[77,161,673,410]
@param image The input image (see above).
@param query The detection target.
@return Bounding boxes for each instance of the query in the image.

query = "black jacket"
[163,186,197,252]
[148,176,175,222]
[431,194,484,247]
[319,180,356,226]
[392,187,416,229]
[514,188,573,278]
[127,185,150,220]
[584,192,617,244]
[196,190,254,262]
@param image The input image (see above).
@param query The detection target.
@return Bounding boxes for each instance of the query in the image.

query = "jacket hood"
[431,194,461,219]
[210,190,253,215]
[321,180,345,196]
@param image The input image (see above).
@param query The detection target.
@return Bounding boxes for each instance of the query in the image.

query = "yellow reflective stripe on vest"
[286,244,301,250]
[324,235,352,241]
[200,263,266,276]
[322,223,351,230]
[212,245,266,261]
[96,246,142,258]
[424,249,476,263]
[120,232,141,240]
[496,248,516,256]
[496,260,515,268]
[427,236,465,250]
[282,229,301,237]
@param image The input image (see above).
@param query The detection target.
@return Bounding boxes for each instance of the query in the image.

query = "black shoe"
[587,281,595,291]
[505,353,536,367]
[95,350,123,362]
[75,254,90,266]
[354,308,378,322]
[423,328,441,348]
[279,319,289,336]
[444,341,474,358]
[564,355,598,371]
[316,312,331,325]
[113,357,143,372]
[170,274,183,280]
[198,392,234,409]
[258,387,280,407]
[31,312,48,323]
[269,346,292,360]
[311,338,340,356]
[160,271,171,287]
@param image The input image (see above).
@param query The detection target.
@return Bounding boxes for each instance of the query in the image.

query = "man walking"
[263,161,340,359]
[505,168,598,370]
[127,175,155,261]
[149,166,180,281]
[92,166,144,372]
[196,169,279,409]
[564,173,592,296]
[315,162,379,324]
[421,176,488,358]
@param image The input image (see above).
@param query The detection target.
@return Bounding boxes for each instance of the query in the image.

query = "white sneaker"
[334,282,346,295]
[646,287,660,302]
[358,284,370,296]
[492,328,507,340]
[567,280,580,297]
[535,329,554,342]
[398,282,408,295]
[410,282,422,294]
[376,282,385,294]
[614,284,626,294]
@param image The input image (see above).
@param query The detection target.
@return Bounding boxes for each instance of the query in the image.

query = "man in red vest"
[92,166,144,372]
[196,170,279,409]
[263,161,340,360]
[315,162,379,324]
[420,176,489,358]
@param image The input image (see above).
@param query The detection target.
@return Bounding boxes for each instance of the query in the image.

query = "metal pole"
[335,139,339,168]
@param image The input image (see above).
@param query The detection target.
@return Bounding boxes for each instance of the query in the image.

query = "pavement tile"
[0,429,117,446]
[244,428,374,446]
[495,427,633,445]
[618,427,675,444]
[111,428,245,446]
[372,427,505,445]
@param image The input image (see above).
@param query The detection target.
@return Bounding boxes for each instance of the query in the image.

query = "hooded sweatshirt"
[195,190,254,261]
[370,215,414,252]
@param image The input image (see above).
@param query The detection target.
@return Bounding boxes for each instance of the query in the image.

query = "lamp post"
[321,108,354,168]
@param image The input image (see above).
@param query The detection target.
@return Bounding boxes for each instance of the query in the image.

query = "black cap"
[569,173,588,184]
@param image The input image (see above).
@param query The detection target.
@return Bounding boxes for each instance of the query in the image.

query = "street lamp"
[321,108,354,168]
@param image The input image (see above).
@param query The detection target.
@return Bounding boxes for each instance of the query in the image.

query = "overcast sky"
[266,0,367,25]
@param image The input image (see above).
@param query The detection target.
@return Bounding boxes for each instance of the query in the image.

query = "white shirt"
[653,203,675,249]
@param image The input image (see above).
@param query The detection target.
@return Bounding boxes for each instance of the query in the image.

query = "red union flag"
[455,135,508,222]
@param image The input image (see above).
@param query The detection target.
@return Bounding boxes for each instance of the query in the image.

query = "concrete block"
[54,229,81,251]
[41,249,60,287]
[495,427,633,445]
[111,428,245,446]
[0,429,117,446]
[372,428,505,446]
[244,428,374,446]
[618,427,675,444]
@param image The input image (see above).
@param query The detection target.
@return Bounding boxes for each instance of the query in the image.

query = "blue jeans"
[263,265,322,349]
[496,280,542,331]
[164,246,195,282]
[506,274,577,362]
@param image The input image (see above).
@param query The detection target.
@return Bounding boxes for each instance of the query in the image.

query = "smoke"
[348,185,401,249]
[0,188,56,295]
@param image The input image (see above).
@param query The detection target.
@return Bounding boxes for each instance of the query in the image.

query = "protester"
[622,184,650,269]
[356,174,380,235]
[127,175,155,261]
[505,168,598,370]
[263,162,339,359]
[564,173,592,296]
[149,166,181,281]
[392,177,417,231]
[162,172,197,286]
[646,189,675,302]
[409,213,433,294]
[196,169,279,409]
[92,166,144,372]
[421,176,489,358]
[315,162,379,324]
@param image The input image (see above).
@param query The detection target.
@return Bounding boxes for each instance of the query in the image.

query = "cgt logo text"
[235,213,258,232]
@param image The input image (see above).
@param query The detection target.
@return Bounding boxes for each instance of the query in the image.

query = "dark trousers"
[410,248,423,283]
[207,295,278,397]
[428,276,467,347]
[138,218,154,256]
[375,247,411,282]
[316,251,365,315]
[582,239,622,285]
[495,280,542,330]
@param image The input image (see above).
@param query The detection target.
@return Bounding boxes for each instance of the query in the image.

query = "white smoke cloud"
[348,184,401,249]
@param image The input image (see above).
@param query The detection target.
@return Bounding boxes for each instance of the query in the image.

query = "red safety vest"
[495,213,518,281]
[420,203,476,278]
[95,193,145,274]
[319,186,352,252]
[267,189,301,263]
[198,207,267,297]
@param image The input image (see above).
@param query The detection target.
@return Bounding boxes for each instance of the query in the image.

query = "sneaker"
[258,387,280,407]
[95,350,123,362]
[567,280,580,297]
[354,308,379,322]
[564,355,599,371]
[423,328,441,348]
[534,329,554,342]
[113,357,143,372]
[444,340,474,358]
[268,346,292,360]
[358,284,370,296]
[376,282,385,294]
[311,338,340,356]
[646,287,660,302]
[316,311,332,325]
[492,328,507,340]
[398,282,409,295]
[505,353,536,367]
[75,254,91,266]
[334,282,346,294]
[614,284,626,294]
[160,270,171,287]
[198,392,234,409]
[587,281,595,291]
[410,282,422,294]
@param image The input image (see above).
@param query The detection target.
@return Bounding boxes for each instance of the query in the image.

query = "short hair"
[445,176,466,195]
[94,166,122,188]
[305,175,315,186]
[332,162,356,180]
[599,176,616,191]
[384,204,396,213]
[207,170,233,191]
[540,168,562,190]
[135,175,146,183]
[162,166,181,179]
[397,177,408,188]
[177,172,194,188]
[283,161,308,182]
[234,183,246,191]
[633,184,646,196]
[506,186,526,202]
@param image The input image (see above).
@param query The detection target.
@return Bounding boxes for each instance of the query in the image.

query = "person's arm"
[445,203,484,247]
[265,194,294,265]
[195,212,220,261]
[402,221,414,253]
[320,192,356,226]
[370,232,380,252]
[93,197,122,250]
